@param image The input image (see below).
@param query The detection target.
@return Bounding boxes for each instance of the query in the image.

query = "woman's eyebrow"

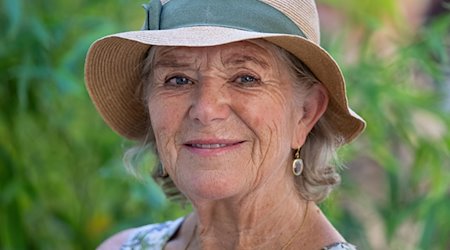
[154,48,195,69]
[154,59,192,69]
[154,53,195,69]
[223,53,270,69]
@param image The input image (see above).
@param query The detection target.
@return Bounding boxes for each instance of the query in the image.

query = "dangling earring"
[157,162,168,177]
[292,148,304,176]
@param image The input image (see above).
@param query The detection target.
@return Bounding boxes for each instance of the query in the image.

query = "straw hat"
[85,0,366,143]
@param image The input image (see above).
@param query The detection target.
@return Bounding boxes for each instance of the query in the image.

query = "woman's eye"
[234,74,260,86]
[165,76,193,86]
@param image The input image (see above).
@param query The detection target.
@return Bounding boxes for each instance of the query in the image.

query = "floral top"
[121,218,356,250]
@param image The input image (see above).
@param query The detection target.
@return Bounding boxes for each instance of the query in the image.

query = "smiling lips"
[184,140,244,154]
[190,143,229,149]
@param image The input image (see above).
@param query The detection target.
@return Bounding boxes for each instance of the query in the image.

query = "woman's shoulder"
[323,242,357,250]
[97,228,137,250]
[97,217,184,250]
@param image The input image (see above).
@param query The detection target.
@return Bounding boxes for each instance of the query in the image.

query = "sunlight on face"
[146,41,308,202]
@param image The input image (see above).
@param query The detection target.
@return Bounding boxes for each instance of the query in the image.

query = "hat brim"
[85,26,365,143]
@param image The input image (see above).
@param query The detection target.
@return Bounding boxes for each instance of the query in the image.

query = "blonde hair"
[125,39,344,203]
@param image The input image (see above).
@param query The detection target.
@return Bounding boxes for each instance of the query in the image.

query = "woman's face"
[147,41,326,201]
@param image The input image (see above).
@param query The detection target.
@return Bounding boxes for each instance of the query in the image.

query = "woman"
[85,0,366,249]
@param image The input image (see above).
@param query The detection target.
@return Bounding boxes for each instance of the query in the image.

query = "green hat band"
[143,0,306,38]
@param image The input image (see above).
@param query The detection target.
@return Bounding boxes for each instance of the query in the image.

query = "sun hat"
[85,0,366,143]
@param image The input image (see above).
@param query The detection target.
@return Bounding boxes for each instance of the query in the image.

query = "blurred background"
[0,0,449,249]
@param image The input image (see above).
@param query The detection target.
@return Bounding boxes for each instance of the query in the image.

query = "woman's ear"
[292,84,329,148]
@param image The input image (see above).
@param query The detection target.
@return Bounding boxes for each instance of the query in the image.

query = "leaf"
[2,0,23,38]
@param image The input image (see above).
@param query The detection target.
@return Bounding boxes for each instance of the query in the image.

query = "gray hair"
[125,39,344,203]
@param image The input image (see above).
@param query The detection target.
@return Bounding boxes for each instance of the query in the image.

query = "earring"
[292,148,304,176]
[157,162,168,177]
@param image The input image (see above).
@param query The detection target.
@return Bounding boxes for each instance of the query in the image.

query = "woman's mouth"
[184,140,244,156]
[190,143,229,149]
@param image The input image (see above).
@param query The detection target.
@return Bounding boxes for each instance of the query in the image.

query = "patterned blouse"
[120,218,356,250]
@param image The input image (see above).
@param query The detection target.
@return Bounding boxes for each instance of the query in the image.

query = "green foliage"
[319,1,450,249]
[0,0,449,249]
[0,0,186,249]
[319,0,399,30]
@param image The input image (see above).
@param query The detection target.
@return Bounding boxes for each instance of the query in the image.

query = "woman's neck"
[186,177,312,249]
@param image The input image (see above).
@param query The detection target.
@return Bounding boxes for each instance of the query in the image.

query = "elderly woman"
[85,0,365,249]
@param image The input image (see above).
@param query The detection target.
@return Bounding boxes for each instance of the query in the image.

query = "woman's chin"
[180,172,246,202]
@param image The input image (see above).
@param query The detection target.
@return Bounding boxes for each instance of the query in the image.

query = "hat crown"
[159,0,320,44]
[261,0,320,43]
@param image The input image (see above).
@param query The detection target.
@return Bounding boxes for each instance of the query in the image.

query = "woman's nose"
[188,80,230,125]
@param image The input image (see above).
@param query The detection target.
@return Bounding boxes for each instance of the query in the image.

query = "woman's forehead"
[153,40,278,68]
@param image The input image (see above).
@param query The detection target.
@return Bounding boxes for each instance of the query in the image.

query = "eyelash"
[164,75,194,86]
[231,73,261,87]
